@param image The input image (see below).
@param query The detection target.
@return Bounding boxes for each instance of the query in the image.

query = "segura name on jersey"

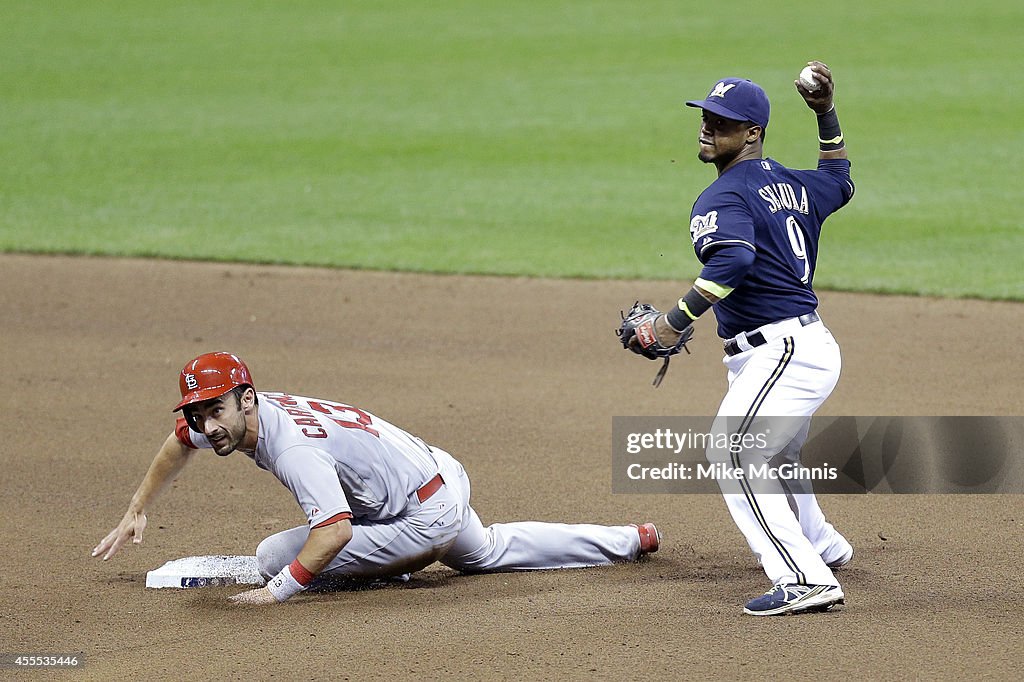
[758,182,809,215]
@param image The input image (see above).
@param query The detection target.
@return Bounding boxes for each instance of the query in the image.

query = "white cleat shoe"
[826,547,854,569]
[743,583,845,616]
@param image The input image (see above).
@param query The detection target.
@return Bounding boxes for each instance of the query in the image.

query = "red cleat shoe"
[633,523,661,555]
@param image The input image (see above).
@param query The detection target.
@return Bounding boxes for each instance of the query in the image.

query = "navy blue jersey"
[689,157,854,338]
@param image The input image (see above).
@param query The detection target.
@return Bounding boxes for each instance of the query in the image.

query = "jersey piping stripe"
[312,511,353,529]
[728,337,806,584]
[699,239,755,258]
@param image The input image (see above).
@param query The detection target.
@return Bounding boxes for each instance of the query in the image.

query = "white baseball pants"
[711,316,852,587]
[255,448,642,580]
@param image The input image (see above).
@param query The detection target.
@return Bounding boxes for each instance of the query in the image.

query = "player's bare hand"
[91,509,147,561]
[627,315,684,355]
[795,61,835,114]
[229,587,279,606]
[655,315,685,346]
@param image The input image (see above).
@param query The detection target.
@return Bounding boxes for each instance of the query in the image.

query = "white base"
[146,555,266,589]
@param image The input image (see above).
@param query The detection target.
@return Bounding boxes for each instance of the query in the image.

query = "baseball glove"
[617,302,694,387]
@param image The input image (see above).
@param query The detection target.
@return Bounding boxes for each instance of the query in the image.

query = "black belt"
[723,312,820,357]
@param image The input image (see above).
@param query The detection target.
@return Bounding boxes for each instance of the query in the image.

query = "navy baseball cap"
[686,78,770,128]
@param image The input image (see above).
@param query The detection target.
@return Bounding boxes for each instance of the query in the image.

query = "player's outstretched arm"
[91,432,195,561]
[794,60,848,161]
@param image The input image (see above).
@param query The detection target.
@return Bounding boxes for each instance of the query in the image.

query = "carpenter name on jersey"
[175,392,440,526]
[690,158,854,338]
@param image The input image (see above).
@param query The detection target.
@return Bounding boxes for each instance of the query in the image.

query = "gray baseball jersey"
[176,392,438,526]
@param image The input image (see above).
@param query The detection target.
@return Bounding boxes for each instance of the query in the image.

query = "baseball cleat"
[826,547,854,569]
[632,523,661,555]
[743,583,844,616]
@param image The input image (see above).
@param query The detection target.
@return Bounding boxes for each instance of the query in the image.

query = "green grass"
[1,1,1021,299]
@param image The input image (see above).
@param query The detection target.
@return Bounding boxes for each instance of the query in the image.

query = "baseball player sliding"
[619,62,854,615]
[93,352,660,605]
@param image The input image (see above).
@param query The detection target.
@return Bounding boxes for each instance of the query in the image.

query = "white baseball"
[799,66,821,92]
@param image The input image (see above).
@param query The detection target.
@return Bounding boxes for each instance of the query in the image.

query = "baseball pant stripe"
[729,337,806,584]
[739,336,794,432]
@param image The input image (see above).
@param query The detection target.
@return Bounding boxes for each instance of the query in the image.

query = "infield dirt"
[3,254,1023,680]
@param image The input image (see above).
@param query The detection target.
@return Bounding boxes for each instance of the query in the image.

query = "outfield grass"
[1,1,1021,299]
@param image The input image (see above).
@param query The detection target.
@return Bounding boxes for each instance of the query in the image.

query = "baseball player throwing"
[619,62,854,615]
[93,352,660,605]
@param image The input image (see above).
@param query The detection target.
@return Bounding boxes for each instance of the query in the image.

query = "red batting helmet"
[173,352,254,411]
